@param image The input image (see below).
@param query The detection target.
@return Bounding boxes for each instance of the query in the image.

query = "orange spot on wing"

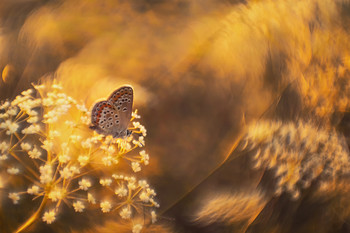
[112,92,123,102]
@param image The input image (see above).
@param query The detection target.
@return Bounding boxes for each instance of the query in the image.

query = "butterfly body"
[90,86,133,138]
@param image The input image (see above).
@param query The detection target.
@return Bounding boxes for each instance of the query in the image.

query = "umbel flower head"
[243,120,350,199]
[0,81,158,232]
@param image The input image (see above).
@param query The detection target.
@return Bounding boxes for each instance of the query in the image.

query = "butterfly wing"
[90,100,120,136]
[107,86,133,137]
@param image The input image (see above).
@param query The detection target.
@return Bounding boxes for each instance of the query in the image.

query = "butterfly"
[90,86,133,138]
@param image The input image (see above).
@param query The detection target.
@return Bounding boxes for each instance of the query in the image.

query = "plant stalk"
[14,195,48,233]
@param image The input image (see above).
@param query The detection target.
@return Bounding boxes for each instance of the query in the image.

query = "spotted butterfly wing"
[90,86,133,138]
[90,101,120,136]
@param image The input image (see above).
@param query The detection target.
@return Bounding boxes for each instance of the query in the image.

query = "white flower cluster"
[245,120,350,199]
[0,82,158,232]
[100,174,160,220]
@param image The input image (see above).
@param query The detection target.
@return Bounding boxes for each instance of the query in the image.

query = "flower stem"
[14,195,48,233]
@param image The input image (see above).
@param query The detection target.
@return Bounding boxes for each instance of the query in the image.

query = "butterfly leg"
[126,130,132,137]
[113,131,120,138]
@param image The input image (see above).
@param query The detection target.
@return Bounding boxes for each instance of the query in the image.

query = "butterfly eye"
[115,114,118,118]
[122,107,127,112]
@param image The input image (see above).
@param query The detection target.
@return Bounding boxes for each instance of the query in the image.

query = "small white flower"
[119,140,132,151]
[151,211,157,223]
[146,188,156,196]
[81,139,92,148]
[7,107,18,116]
[138,180,148,188]
[112,174,123,179]
[88,193,96,204]
[119,207,132,219]
[0,120,19,135]
[138,136,145,145]
[0,141,9,153]
[27,185,40,195]
[139,150,149,165]
[139,125,147,136]
[76,104,88,113]
[132,122,147,136]
[48,130,60,138]
[9,193,20,204]
[39,164,53,184]
[102,155,118,166]
[115,186,128,197]
[131,162,141,172]
[150,199,160,208]
[73,201,85,212]
[20,142,32,151]
[60,167,73,179]
[0,113,8,119]
[133,136,145,147]
[52,83,63,90]
[21,89,33,96]
[58,154,71,164]
[126,176,136,182]
[22,124,41,134]
[69,135,82,143]
[69,166,80,175]
[78,155,89,166]
[41,140,54,151]
[139,191,150,203]
[27,116,39,123]
[100,178,112,186]
[33,84,45,90]
[132,111,140,119]
[0,154,8,160]
[0,101,10,110]
[127,179,137,190]
[28,146,42,159]
[80,115,90,125]
[42,210,56,224]
[105,145,116,155]
[14,94,27,105]
[132,224,143,233]
[7,167,20,175]
[65,121,76,128]
[44,110,59,123]
[79,179,92,191]
[43,98,54,107]
[48,188,65,202]
[26,110,38,117]
[133,122,141,128]
[100,201,112,213]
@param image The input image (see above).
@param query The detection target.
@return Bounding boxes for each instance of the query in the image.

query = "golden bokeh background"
[1,0,350,232]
